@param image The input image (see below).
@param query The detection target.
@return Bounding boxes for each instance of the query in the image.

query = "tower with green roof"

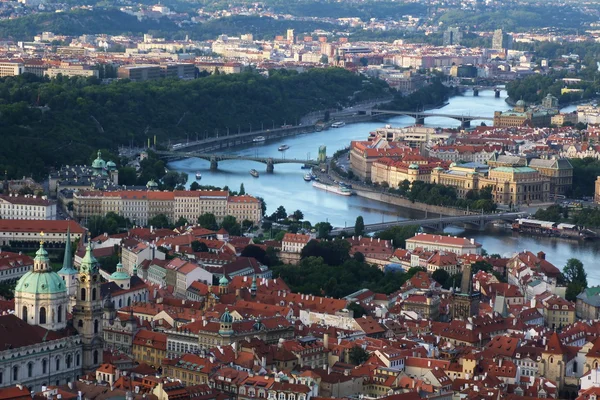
[219,275,229,295]
[72,241,104,372]
[109,260,131,289]
[14,236,69,331]
[219,308,234,336]
[91,150,107,176]
[58,227,79,308]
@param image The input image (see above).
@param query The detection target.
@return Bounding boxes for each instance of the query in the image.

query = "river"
[169,90,600,284]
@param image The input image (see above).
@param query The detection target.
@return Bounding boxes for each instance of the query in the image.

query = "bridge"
[368,109,494,128]
[330,212,525,235]
[155,151,321,172]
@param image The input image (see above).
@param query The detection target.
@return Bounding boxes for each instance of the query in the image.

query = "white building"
[0,220,85,247]
[0,252,33,283]
[405,233,482,255]
[0,194,56,220]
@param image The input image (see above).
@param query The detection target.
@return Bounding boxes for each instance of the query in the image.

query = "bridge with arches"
[330,212,525,235]
[367,109,494,128]
[156,150,322,172]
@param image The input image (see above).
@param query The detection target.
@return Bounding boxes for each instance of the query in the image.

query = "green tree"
[190,181,200,191]
[348,302,367,318]
[197,213,218,230]
[374,225,419,248]
[563,258,587,301]
[118,166,137,186]
[354,215,365,237]
[292,210,304,221]
[191,240,209,252]
[314,221,333,238]
[354,251,365,263]
[349,345,369,365]
[239,183,245,195]
[221,215,241,236]
[432,269,450,287]
[272,205,287,220]
[175,216,189,227]
[148,213,170,229]
[241,244,268,264]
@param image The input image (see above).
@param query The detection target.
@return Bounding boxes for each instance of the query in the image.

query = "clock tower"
[72,242,104,372]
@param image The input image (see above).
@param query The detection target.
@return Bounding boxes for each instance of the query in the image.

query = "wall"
[353,189,473,216]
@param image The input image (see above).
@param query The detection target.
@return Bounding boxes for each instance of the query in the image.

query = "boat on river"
[303,173,313,181]
[252,136,266,143]
[195,172,202,180]
[312,181,351,196]
[278,144,290,151]
[250,169,259,178]
[331,121,346,128]
[512,218,596,240]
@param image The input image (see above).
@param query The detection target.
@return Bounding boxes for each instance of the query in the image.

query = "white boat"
[312,181,352,196]
[252,136,266,143]
[278,144,290,151]
[303,173,313,181]
[331,121,346,128]
[195,172,202,180]
[250,169,259,178]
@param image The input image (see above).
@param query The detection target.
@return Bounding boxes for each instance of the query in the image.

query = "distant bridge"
[155,151,321,172]
[330,212,525,235]
[367,109,494,128]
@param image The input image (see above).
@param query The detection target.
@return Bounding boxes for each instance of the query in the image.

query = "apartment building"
[0,219,85,246]
[406,233,482,255]
[72,190,262,226]
[0,194,56,220]
[0,61,23,77]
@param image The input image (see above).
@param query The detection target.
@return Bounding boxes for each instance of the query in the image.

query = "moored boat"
[312,181,352,196]
[331,121,346,128]
[252,136,266,143]
[303,173,313,181]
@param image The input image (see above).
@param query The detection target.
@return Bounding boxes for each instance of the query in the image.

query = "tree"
[197,213,218,230]
[175,216,189,227]
[375,225,419,248]
[239,183,246,195]
[563,258,587,301]
[348,302,367,318]
[190,181,200,191]
[472,260,493,274]
[314,221,333,238]
[162,171,188,190]
[354,215,365,237]
[148,213,170,229]
[349,345,369,365]
[191,240,209,252]
[221,215,241,236]
[354,251,365,263]
[257,196,267,216]
[241,244,267,264]
[292,210,304,221]
[432,269,450,288]
[272,205,287,221]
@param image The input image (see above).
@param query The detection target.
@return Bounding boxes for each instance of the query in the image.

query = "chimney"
[499,358,503,367]
[470,238,475,245]
[324,333,329,349]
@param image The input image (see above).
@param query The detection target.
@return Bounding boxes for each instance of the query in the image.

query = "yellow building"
[162,354,217,386]
[132,330,167,367]
[370,158,433,187]
[493,100,553,127]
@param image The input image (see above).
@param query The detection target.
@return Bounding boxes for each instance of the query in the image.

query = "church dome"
[516,100,526,107]
[106,160,117,170]
[15,243,65,295]
[219,275,229,286]
[146,179,159,189]
[220,308,233,323]
[408,163,419,170]
[91,150,106,170]
[110,262,130,281]
[15,270,66,294]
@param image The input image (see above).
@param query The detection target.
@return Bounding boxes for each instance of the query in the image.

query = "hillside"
[0,69,390,178]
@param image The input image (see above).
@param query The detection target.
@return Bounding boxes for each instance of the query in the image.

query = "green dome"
[110,263,130,281]
[80,242,98,274]
[220,308,233,323]
[408,163,419,170]
[106,161,117,170]
[219,275,229,286]
[15,270,66,294]
[516,100,525,107]
[146,180,159,188]
[434,166,444,171]
[92,150,106,170]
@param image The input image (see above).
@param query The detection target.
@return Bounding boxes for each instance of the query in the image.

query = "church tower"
[452,264,481,320]
[58,227,79,310]
[72,242,104,372]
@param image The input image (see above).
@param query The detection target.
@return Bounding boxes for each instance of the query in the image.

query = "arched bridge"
[155,151,321,172]
[330,212,525,235]
[368,110,494,128]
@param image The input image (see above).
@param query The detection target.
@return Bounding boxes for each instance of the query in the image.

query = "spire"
[58,226,77,275]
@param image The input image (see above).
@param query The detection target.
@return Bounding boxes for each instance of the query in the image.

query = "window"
[78,320,83,328]
[40,307,47,324]
[76,354,80,367]
[92,288,97,301]
[12,366,18,381]
[22,306,27,322]
[66,355,72,368]
[42,359,47,374]
[56,358,60,371]
[81,288,86,301]
[57,306,62,323]
[93,350,98,365]
[94,320,99,334]
[27,363,32,378]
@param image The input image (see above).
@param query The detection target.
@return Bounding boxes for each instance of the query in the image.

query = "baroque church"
[0,231,104,391]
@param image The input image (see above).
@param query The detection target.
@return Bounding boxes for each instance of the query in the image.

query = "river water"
[169,90,600,284]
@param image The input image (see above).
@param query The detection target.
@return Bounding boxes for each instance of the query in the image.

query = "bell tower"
[72,242,104,372]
